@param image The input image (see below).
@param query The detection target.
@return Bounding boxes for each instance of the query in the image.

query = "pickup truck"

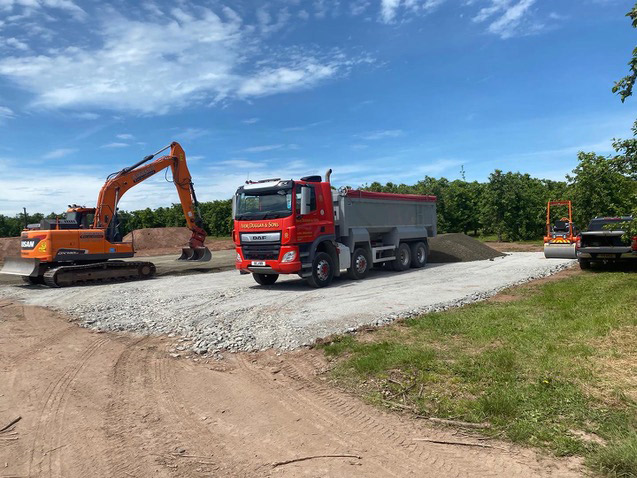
[577,216,636,269]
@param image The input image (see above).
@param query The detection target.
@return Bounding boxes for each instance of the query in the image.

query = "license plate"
[251,261,266,266]
[597,254,616,259]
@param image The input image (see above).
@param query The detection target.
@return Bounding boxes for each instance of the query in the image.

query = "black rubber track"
[43,261,156,287]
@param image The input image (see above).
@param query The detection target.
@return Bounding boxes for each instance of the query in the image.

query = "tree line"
[0,200,233,239]
[1,146,634,241]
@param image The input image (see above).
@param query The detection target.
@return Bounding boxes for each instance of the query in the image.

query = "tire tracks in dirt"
[27,337,108,478]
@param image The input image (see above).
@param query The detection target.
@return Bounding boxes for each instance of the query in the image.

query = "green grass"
[320,271,637,477]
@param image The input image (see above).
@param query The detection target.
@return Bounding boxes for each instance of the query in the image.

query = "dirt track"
[0,301,582,477]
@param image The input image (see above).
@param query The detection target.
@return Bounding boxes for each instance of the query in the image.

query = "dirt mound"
[429,233,504,262]
[123,227,234,257]
[0,237,20,262]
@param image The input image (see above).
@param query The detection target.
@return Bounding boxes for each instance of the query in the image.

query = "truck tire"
[253,273,279,285]
[390,243,411,272]
[306,252,334,288]
[578,258,591,270]
[410,242,427,268]
[347,248,371,280]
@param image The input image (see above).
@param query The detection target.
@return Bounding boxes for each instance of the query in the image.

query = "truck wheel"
[578,259,591,270]
[410,242,427,268]
[347,248,371,280]
[253,273,279,285]
[390,243,411,272]
[306,252,334,288]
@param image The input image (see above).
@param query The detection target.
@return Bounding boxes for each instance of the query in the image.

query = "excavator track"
[43,261,156,288]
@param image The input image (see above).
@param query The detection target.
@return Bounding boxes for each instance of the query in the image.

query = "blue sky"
[0,0,635,214]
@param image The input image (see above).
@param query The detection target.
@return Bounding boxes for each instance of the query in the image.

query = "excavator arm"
[95,142,211,261]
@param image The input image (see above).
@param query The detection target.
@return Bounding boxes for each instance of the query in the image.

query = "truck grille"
[242,244,281,260]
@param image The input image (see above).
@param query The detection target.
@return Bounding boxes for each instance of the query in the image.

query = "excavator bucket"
[543,243,577,259]
[0,257,40,277]
[177,246,212,262]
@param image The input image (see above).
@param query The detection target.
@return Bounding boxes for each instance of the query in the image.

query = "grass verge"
[319,270,637,477]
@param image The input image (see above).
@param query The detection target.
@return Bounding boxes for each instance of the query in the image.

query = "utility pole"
[23,207,28,229]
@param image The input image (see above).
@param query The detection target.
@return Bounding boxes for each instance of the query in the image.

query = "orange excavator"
[1,142,211,287]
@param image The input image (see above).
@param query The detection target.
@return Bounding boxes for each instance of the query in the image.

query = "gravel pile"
[0,252,574,354]
[428,233,504,262]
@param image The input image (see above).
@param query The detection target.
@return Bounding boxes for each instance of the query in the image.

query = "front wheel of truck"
[253,273,279,285]
[306,252,334,288]
[347,248,371,280]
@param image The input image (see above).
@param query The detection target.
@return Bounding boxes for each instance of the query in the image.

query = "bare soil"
[0,236,19,262]
[0,301,582,477]
[123,227,235,257]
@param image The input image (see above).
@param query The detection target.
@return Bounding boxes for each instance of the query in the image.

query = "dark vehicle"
[577,216,636,269]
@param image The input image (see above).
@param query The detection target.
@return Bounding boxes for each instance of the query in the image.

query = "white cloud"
[100,142,129,148]
[116,133,134,140]
[72,112,99,120]
[0,6,366,114]
[241,144,284,153]
[242,117,260,124]
[359,129,404,140]
[4,37,29,51]
[0,105,14,119]
[174,128,209,142]
[218,159,265,168]
[42,147,77,159]
[473,0,538,38]
[381,0,401,22]
[380,0,446,23]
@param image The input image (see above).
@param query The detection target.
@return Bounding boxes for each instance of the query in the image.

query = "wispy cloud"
[72,112,100,120]
[218,159,265,168]
[242,117,260,124]
[116,133,134,140]
[473,0,538,39]
[380,0,446,23]
[100,142,129,148]
[282,120,329,132]
[43,148,77,159]
[0,106,14,120]
[241,144,284,153]
[0,5,370,114]
[175,128,209,142]
[359,129,404,140]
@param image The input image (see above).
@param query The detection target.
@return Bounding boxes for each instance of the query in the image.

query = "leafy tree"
[612,3,637,102]
[567,152,637,227]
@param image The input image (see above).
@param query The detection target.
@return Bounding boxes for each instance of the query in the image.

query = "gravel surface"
[0,252,574,354]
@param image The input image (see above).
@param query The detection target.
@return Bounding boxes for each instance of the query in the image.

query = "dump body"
[335,190,436,250]
[233,171,437,287]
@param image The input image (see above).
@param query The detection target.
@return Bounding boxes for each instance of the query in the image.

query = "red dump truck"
[232,169,437,287]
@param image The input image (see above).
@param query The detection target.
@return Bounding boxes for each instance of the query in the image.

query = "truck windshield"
[235,189,293,220]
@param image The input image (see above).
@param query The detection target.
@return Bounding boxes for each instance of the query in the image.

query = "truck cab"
[233,175,336,286]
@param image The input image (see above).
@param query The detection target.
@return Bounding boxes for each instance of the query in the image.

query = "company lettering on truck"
[240,222,280,229]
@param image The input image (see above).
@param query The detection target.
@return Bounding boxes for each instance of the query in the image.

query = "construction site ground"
[0,300,582,478]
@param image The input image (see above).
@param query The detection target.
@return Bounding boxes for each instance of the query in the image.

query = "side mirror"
[300,186,311,215]
[231,195,237,218]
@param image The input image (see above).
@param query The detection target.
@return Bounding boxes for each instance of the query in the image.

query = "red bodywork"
[234,180,335,275]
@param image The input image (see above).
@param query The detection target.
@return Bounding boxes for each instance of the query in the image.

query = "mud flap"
[0,258,42,277]
[543,243,577,259]
[177,247,212,262]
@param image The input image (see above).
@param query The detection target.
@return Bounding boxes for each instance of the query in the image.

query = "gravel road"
[0,252,573,353]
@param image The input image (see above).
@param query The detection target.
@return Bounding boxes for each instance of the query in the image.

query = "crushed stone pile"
[0,237,20,262]
[429,233,504,262]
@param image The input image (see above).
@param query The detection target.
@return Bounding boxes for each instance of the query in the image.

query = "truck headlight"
[236,252,242,262]
[281,250,297,263]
